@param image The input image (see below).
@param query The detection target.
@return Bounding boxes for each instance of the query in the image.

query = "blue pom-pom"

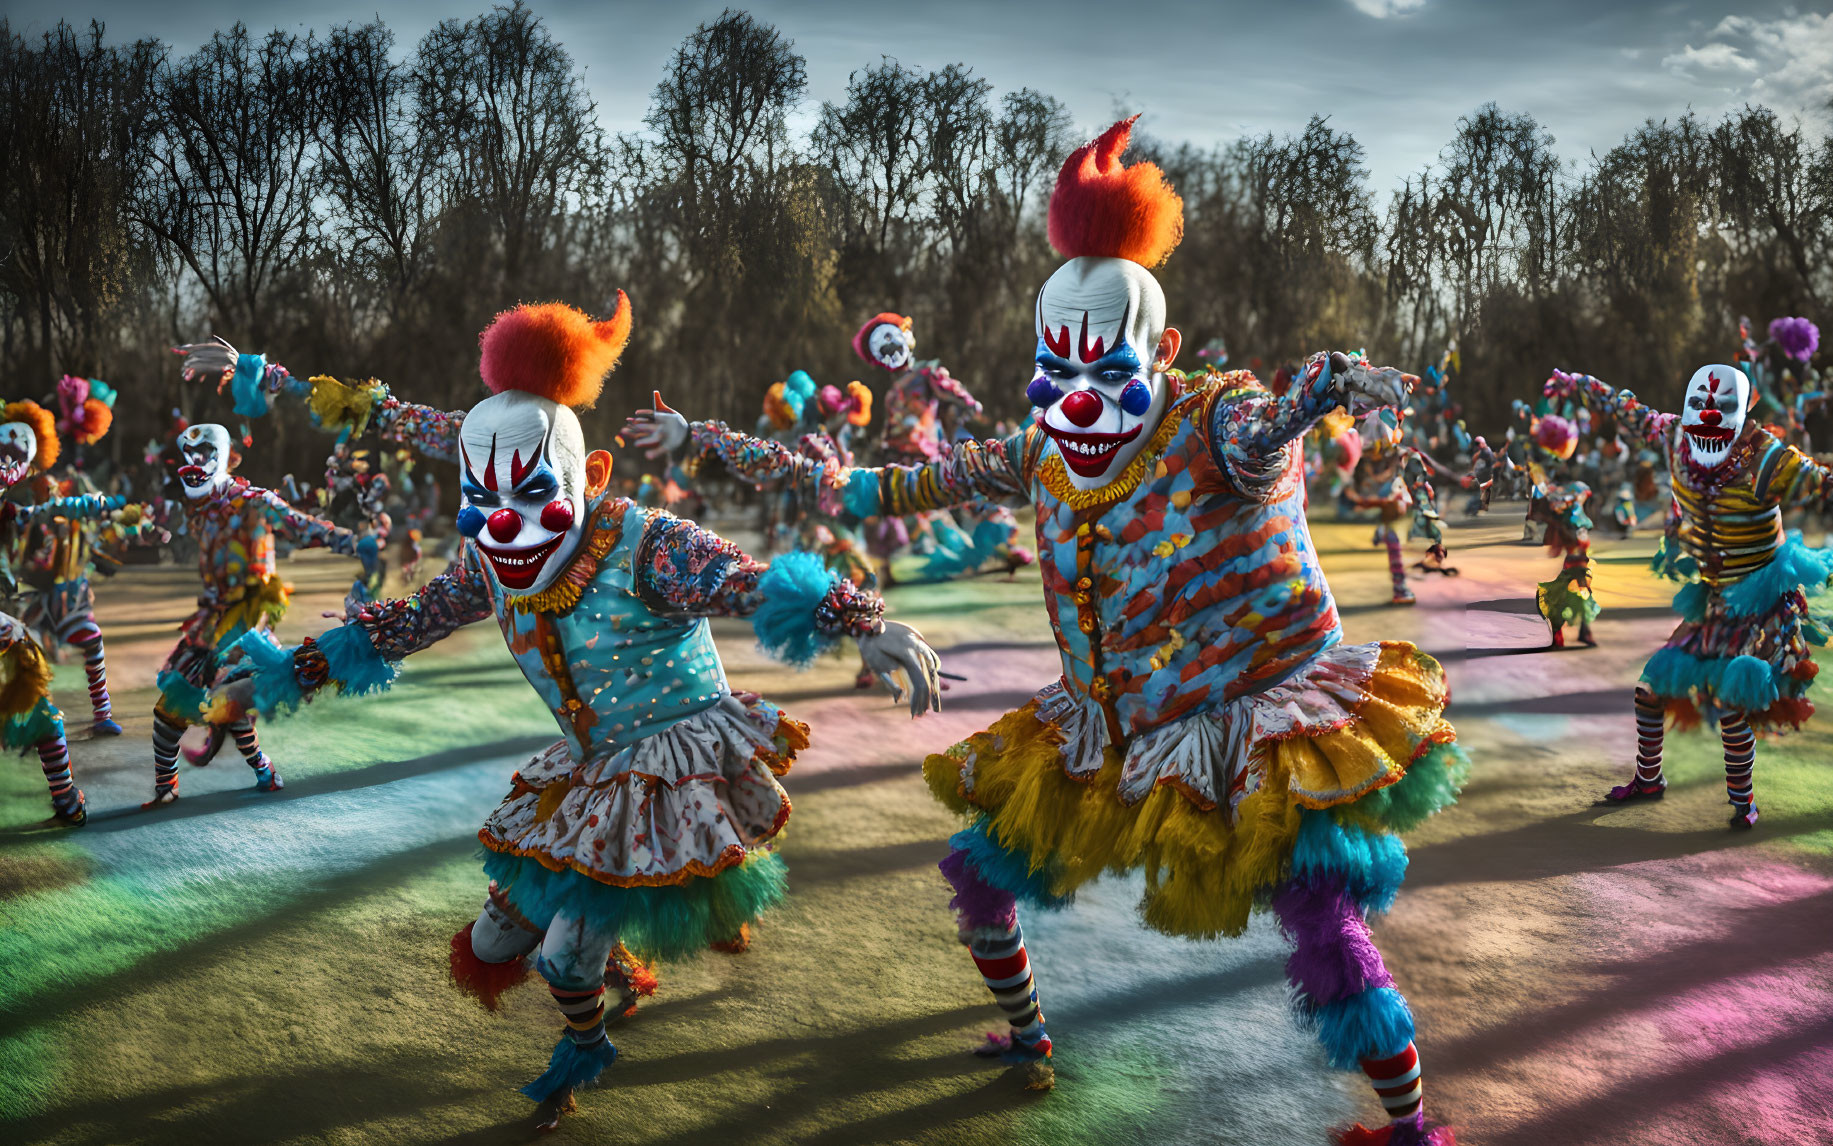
[1718,654,1779,713]
[844,469,882,520]
[752,550,841,668]
[316,623,398,697]
[1312,985,1417,1069]
[519,1036,617,1101]
[230,353,271,418]
[235,629,307,717]
[950,820,1073,910]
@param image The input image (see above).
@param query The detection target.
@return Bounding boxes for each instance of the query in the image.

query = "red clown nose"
[487,508,521,543]
[1060,389,1103,427]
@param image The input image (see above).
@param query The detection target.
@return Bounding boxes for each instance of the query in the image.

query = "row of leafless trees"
[4,3,1831,484]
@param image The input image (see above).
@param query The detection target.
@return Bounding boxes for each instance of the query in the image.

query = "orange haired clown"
[222,296,942,1130]
[632,117,1464,1143]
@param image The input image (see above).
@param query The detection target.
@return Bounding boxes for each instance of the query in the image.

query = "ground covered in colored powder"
[3,507,1833,1145]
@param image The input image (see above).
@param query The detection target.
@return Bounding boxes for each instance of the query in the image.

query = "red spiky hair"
[852,312,912,367]
[3,400,59,471]
[478,292,632,409]
[1047,116,1184,267]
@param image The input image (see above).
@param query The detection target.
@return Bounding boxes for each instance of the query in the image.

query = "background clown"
[632,117,1465,1145]
[1549,364,1833,828]
[220,295,942,1130]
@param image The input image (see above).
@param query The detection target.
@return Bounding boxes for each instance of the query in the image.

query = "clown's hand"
[624,391,689,459]
[172,336,239,384]
[1333,352,1414,414]
[857,620,942,718]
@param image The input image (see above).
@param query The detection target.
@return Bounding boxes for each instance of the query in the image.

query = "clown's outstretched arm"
[255,489,363,558]
[215,546,495,721]
[1544,370,1675,448]
[626,393,1033,518]
[1211,351,1414,494]
[633,511,941,715]
[924,365,984,417]
[12,493,126,526]
[1763,443,1833,512]
[1403,450,1445,546]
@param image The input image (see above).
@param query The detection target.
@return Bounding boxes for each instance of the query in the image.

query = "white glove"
[173,335,240,384]
[857,620,942,717]
[624,391,690,459]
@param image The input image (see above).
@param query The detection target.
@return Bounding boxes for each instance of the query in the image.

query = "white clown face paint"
[1029,256,1173,490]
[0,422,39,487]
[456,390,588,596]
[1679,364,1750,471]
[177,424,234,499]
[867,322,914,372]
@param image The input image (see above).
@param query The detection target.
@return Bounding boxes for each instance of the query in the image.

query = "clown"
[217,296,941,1130]
[631,118,1464,1144]
[141,419,370,806]
[1343,412,1451,601]
[1547,365,1833,828]
[1526,480,1598,649]
[1461,435,1501,517]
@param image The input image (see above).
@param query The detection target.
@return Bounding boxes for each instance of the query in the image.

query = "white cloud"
[1662,12,1833,116]
[1346,0,1427,18]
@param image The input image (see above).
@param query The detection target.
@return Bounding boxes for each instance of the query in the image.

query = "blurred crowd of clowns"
[14,101,1833,1146]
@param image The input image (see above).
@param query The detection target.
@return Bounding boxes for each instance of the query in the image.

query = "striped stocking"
[1383,527,1413,603]
[1360,1041,1424,1120]
[39,734,84,822]
[967,921,1051,1060]
[228,718,282,790]
[151,712,184,799]
[549,983,609,1049]
[1722,713,1757,827]
[68,624,112,723]
[1607,686,1667,801]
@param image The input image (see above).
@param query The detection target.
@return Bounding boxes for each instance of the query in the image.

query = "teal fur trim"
[844,469,882,519]
[236,629,307,717]
[3,696,63,752]
[1290,811,1409,916]
[951,819,1073,910]
[752,550,841,668]
[1336,741,1471,836]
[520,1036,617,1102]
[921,518,1010,580]
[315,623,398,697]
[1312,985,1417,1069]
[230,353,271,418]
[480,849,789,962]
[1671,581,1710,624]
[1719,654,1780,713]
[1723,532,1833,617]
[156,670,208,720]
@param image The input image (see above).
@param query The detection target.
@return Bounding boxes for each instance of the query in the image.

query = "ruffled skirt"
[480,692,807,960]
[923,641,1468,939]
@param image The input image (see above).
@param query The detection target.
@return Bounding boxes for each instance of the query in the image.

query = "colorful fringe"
[479,849,788,963]
[520,1036,617,1102]
[751,550,842,667]
[919,518,1013,580]
[0,642,61,750]
[922,653,1468,940]
[1536,567,1599,629]
[234,625,399,720]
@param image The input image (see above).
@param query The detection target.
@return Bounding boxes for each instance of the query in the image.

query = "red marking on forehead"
[1078,313,1106,363]
[508,425,550,489]
[1707,372,1722,394]
[483,435,498,491]
[1043,322,1071,359]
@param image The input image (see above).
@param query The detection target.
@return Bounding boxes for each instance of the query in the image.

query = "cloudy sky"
[6,0,1831,189]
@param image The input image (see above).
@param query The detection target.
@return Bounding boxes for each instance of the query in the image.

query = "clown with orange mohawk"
[0,396,140,824]
[632,118,1465,1143]
[217,295,941,1129]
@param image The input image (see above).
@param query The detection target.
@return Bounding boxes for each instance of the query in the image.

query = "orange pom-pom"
[1047,116,1184,266]
[762,382,797,430]
[477,292,632,409]
[73,397,113,445]
[844,380,874,426]
[2,400,59,471]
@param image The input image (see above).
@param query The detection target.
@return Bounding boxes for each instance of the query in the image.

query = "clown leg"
[450,881,539,1011]
[1382,528,1414,605]
[1605,685,1667,802]
[939,845,1053,1072]
[1272,878,1454,1144]
[226,718,283,791]
[1722,713,1758,829]
[522,909,622,1126]
[66,621,119,735]
[38,727,85,826]
[146,710,186,805]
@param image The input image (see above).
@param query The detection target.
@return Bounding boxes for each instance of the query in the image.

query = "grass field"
[3,507,1832,1145]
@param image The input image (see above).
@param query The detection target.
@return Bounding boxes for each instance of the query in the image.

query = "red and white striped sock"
[70,626,111,721]
[1359,1040,1423,1120]
[1633,687,1665,788]
[968,923,1049,1054]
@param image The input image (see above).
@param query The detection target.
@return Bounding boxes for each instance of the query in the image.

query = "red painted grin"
[1046,424,1142,477]
[477,533,565,592]
[178,465,209,486]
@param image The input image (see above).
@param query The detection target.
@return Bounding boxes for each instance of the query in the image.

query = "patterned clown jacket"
[692,368,1463,938]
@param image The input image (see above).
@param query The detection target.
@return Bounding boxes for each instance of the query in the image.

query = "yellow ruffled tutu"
[923,641,1462,938]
